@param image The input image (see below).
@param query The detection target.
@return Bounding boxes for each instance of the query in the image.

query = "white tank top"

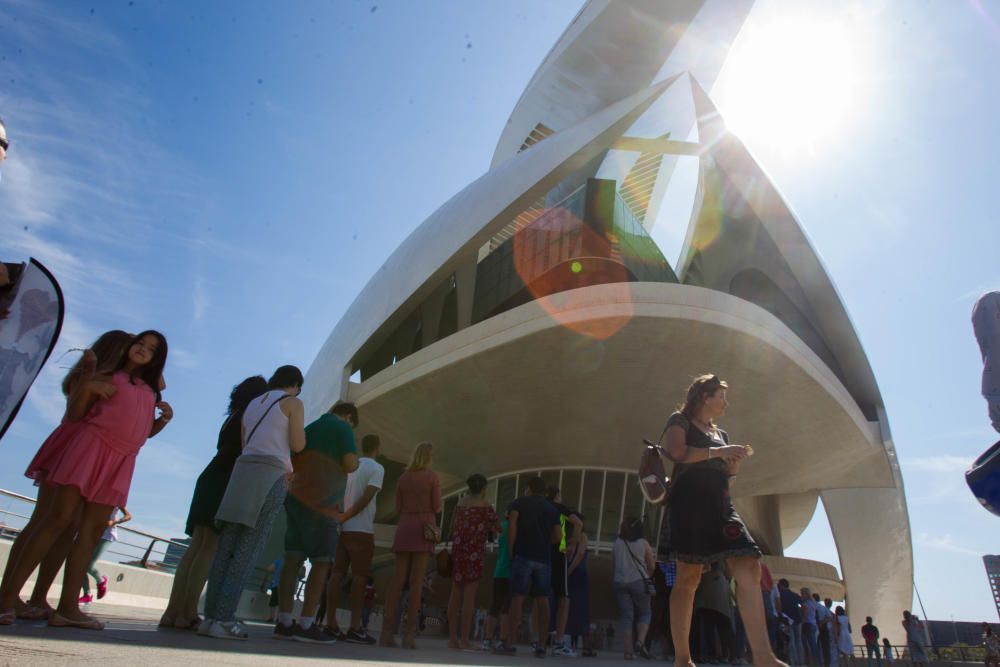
[240,389,292,471]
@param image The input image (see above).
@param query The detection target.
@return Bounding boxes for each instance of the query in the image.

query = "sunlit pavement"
[0,603,644,666]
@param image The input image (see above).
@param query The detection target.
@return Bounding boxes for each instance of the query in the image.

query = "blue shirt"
[508,495,560,565]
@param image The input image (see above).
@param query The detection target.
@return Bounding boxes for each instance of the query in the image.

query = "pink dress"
[392,469,442,554]
[450,505,499,583]
[26,371,155,507]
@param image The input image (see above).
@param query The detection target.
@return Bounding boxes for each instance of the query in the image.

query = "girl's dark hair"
[228,375,268,415]
[679,373,728,424]
[267,364,303,390]
[619,515,644,542]
[61,329,132,395]
[466,473,488,495]
[114,330,168,396]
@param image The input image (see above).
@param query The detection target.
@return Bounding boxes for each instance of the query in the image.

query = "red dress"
[25,371,155,507]
[450,504,499,584]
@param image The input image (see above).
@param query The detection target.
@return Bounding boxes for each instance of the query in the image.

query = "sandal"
[0,609,16,626]
[48,612,105,630]
[17,605,52,621]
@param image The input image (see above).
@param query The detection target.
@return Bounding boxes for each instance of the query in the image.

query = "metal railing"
[850,644,988,663]
[0,487,189,571]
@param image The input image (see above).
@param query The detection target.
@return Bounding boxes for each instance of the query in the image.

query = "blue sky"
[1,0,999,623]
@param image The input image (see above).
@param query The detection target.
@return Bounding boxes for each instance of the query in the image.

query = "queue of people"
[0,346,925,665]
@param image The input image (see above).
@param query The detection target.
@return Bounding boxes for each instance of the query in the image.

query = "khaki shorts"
[333,531,375,578]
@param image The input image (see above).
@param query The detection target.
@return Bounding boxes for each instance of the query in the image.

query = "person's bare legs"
[0,485,85,613]
[325,569,346,630]
[447,580,463,648]
[277,552,305,619]
[555,595,570,644]
[1,483,57,601]
[28,517,79,613]
[728,556,786,667]
[670,561,704,667]
[179,527,217,623]
[507,594,526,647]
[161,527,203,626]
[402,552,429,648]
[299,562,330,620]
[380,553,411,646]
[535,595,551,649]
[459,580,478,648]
[54,501,113,624]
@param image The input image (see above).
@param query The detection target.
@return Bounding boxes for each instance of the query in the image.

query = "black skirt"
[662,463,760,564]
[184,459,235,536]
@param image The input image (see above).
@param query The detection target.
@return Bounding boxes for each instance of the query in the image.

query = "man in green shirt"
[274,402,359,643]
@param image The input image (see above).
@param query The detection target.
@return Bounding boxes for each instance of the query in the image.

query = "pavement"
[0,603,644,667]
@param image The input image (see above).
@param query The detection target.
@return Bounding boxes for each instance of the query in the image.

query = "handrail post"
[141,538,157,568]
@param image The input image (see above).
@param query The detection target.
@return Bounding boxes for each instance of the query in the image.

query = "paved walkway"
[0,604,640,666]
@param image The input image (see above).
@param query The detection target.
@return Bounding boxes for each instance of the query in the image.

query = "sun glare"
[719,15,864,155]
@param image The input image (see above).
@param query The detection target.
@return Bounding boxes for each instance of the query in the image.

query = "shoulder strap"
[623,539,652,581]
[245,394,292,448]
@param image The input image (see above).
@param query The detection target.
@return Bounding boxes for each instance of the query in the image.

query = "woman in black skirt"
[663,374,784,667]
[159,375,267,629]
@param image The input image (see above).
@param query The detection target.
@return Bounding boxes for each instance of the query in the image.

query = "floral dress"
[450,504,499,584]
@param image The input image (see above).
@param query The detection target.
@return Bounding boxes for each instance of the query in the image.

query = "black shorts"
[489,577,511,616]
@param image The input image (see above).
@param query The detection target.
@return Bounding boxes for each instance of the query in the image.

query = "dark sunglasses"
[0,137,7,151]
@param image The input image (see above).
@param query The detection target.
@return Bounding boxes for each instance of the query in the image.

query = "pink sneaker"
[96,576,108,600]
[79,594,93,605]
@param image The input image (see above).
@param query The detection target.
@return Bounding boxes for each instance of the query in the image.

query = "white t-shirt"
[342,457,384,533]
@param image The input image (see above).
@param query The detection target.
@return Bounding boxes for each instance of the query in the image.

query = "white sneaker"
[552,642,578,657]
[207,620,249,641]
[197,618,216,636]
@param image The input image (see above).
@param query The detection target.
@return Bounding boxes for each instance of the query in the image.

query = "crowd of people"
[0,327,987,664]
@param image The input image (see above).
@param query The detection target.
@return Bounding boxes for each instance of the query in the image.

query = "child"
[0,330,132,620]
[80,506,131,604]
[882,637,893,663]
[0,330,171,629]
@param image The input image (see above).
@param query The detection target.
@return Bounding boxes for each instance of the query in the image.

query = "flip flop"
[48,612,105,630]
[17,605,52,621]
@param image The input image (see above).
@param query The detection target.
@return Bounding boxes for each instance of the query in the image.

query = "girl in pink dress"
[0,330,132,620]
[380,442,442,649]
[446,473,500,650]
[0,330,172,629]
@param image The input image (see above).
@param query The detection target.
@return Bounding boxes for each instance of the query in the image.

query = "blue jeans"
[509,555,552,597]
[865,642,883,667]
[803,622,820,665]
[789,622,804,665]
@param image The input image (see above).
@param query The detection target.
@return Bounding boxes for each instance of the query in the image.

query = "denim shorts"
[509,555,552,597]
[284,495,339,562]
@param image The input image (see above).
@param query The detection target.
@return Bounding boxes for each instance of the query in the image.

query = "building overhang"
[345,282,893,497]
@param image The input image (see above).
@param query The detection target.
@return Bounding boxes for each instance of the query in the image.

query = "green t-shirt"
[494,519,510,578]
[289,414,357,509]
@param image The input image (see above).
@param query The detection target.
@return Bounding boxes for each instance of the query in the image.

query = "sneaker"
[197,618,215,636]
[292,623,336,644]
[273,620,295,639]
[493,641,517,655]
[483,639,494,652]
[552,642,578,657]
[96,576,108,600]
[207,620,249,641]
[344,628,376,645]
[319,626,342,642]
[78,594,93,605]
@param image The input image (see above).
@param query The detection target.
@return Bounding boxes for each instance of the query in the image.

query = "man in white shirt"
[327,434,384,644]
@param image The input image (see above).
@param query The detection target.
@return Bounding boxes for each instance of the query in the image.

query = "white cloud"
[906,455,974,473]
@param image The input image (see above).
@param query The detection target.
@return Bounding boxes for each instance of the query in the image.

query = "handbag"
[638,417,675,508]
[624,539,657,596]
[423,522,441,543]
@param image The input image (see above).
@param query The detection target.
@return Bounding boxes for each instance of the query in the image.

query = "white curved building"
[303,0,912,641]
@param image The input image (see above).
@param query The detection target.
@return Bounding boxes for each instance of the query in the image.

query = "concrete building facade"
[302,0,913,642]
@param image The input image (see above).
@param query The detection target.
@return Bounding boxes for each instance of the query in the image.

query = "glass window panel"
[497,475,517,515]
[580,471,603,542]
[600,472,625,544]
[622,473,644,528]
[561,470,583,514]
[540,469,560,493]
